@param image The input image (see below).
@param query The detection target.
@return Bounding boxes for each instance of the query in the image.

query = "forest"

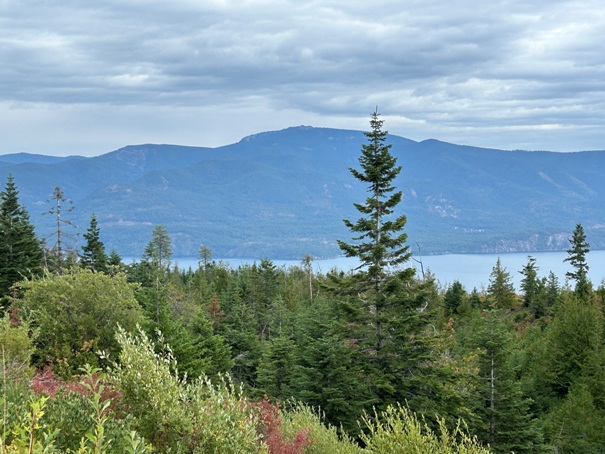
[1,113,604,453]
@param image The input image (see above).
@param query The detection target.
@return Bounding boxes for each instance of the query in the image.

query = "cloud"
[1,0,605,154]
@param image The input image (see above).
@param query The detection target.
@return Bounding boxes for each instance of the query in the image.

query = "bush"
[360,404,490,454]
[11,269,145,376]
[0,366,151,453]
[279,403,361,454]
[111,326,263,453]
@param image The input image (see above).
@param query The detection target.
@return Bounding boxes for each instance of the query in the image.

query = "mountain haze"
[1,126,604,259]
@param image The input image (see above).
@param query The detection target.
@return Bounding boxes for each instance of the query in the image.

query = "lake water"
[164,250,605,292]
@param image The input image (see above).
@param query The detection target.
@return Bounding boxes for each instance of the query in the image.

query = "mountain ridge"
[1,126,604,259]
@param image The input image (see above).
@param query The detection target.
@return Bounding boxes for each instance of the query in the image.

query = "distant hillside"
[1,126,604,259]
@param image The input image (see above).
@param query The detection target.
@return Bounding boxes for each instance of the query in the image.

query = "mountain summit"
[1,127,604,259]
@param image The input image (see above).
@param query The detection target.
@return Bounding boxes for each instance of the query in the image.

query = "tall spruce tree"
[487,258,516,309]
[469,309,543,453]
[0,175,43,298]
[333,111,447,416]
[79,213,108,272]
[337,110,414,356]
[564,223,591,298]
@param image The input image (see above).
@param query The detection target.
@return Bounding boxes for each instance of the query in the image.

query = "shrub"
[111,325,263,453]
[360,404,490,454]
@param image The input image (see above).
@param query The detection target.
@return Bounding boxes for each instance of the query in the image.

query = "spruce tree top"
[338,110,411,286]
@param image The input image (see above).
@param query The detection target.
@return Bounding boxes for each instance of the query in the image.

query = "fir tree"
[469,310,543,453]
[0,174,43,298]
[142,225,172,271]
[564,223,591,298]
[487,258,516,309]
[336,109,414,357]
[443,280,466,315]
[79,213,108,272]
[332,111,445,417]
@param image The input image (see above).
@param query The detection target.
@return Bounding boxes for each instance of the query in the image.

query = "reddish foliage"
[207,293,224,332]
[8,307,21,326]
[31,366,123,415]
[253,396,312,454]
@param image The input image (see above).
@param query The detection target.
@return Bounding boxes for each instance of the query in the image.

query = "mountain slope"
[1,126,604,259]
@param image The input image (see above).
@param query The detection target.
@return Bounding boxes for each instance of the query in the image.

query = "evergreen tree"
[520,256,548,317]
[79,213,108,272]
[542,291,602,398]
[107,249,124,275]
[0,174,43,299]
[332,111,450,419]
[336,109,414,358]
[256,334,296,401]
[520,256,538,308]
[564,223,591,298]
[142,225,173,271]
[443,280,466,315]
[198,245,213,277]
[469,310,543,453]
[487,258,516,309]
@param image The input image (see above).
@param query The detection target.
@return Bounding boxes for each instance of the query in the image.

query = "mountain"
[1,126,604,259]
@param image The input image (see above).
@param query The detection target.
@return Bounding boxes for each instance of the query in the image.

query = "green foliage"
[547,382,605,453]
[279,403,361,454]
[11,269,144,375]
[444,280,466,315]
[0,368,152,453]
[542,291,603,398]
[256,334,296,401]
[111,326,262,453]
[467,310,543,453]
[0,174,43,300]
[565,223,592,299]
[337,110,411,290]
[0,311,36,382]
[359,405,490,454]
[486,258,517,310]
[142,225,172,272]
[79,214,108,273]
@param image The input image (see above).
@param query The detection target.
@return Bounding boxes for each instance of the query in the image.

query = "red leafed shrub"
[254,396,312,454]
[31,366,123,414]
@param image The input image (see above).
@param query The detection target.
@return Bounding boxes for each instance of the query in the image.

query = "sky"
[1,0,605,156]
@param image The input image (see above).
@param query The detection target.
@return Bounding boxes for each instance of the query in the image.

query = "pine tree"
[79,213,108,272]
[0,174,43,298]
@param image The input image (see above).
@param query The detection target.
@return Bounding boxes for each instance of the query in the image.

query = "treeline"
[2,112,605,452]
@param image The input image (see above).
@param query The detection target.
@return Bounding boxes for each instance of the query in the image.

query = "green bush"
[360,405,490,454]
[0,367,151,453]
[280,403,361,454]
[111,326,263,453]
[11,269,145,376]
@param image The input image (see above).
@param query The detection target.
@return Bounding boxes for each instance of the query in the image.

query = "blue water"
[160,250,605,292]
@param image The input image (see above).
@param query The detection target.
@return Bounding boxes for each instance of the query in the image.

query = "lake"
[163,250,605,292]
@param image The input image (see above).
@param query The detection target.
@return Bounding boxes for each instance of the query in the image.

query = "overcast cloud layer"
[1,0,605,156]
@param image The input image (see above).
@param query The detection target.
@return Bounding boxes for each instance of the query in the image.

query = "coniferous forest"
[2,113,605,453]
